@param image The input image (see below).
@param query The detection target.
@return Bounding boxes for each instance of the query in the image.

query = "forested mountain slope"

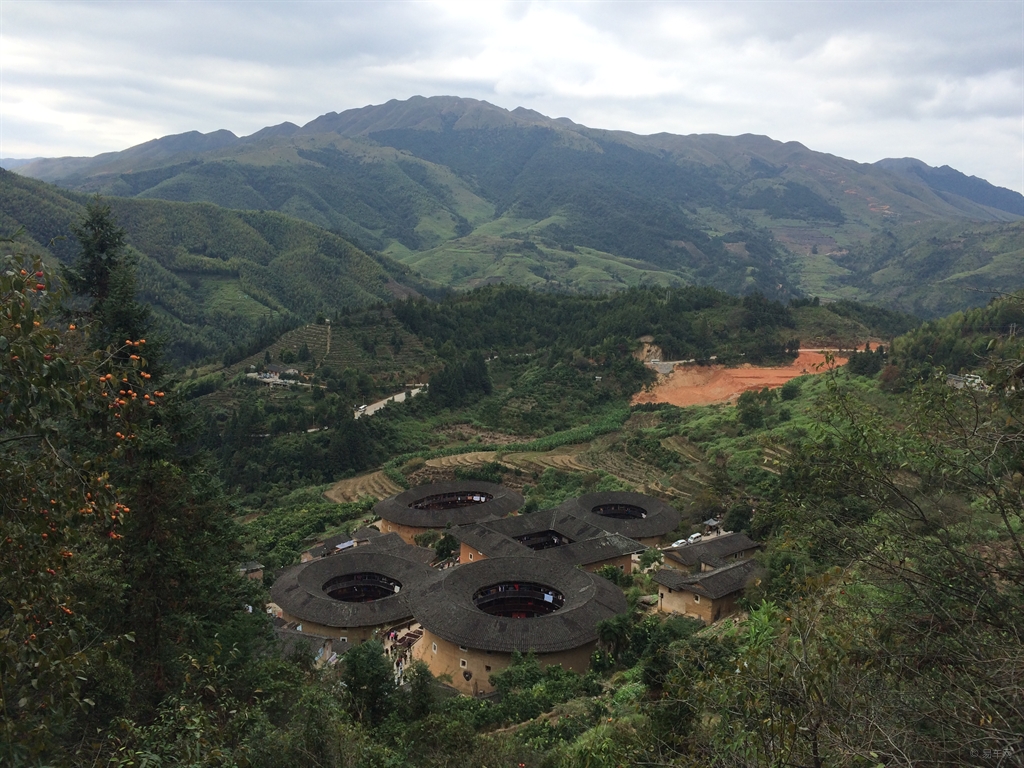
[15,96,1023,314]
[803,218,1024,318]
[875,157,1024,217]
[0,169,431,364]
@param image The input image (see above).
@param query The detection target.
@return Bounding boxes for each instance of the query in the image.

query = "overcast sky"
[1,0,1022,191]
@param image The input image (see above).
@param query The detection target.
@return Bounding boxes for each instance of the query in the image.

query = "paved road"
[354,387,425,419]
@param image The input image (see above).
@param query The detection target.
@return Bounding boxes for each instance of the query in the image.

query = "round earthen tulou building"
[555,491,681,546]
[271,541,439,644]
[271,483,691,693]
[410,556,628,695]
[373,481,524,544]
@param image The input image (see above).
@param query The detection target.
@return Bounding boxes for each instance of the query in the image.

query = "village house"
[237,561,265,580]
[653,559,761,624]
[662,531,760,573]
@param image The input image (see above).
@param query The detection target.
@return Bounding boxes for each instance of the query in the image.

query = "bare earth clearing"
[632,350,841,408]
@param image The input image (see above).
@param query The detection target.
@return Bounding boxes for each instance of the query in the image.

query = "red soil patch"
[633,350,841,408]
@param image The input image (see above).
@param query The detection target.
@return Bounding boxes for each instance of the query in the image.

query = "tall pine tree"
[64,200,151,357]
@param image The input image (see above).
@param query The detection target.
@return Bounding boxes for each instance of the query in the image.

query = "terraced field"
[580,447,684,498]
[425,452,500,469]
[660,434,704,464]
[502,446,593,474]
[419,440,687,499]
[321,428,715,507]
[225,323,330,376]
[759,447,790,475]
[659,435,714,496]
[324,471,403,503]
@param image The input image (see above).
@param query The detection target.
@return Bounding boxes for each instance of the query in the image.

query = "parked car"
[687,533,703,544]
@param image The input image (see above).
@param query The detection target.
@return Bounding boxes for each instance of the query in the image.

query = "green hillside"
[0,169,433,364]
[16,96,1022,314]
[189,283,914,500]
[807,219,1024,318]
[222,308,438,388]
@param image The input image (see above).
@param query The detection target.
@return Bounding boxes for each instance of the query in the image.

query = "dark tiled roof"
[271,541,441,629]
[351,526,382,541]
[485,507,609,542]
[547,534,645,567]
[653,559,762,600]
[453,519,644,568]
[304,533,356,559]
[274,627,349,659]
[321,533,353,549]
[411,557,627,654]
[303,532,407,561]
[368,532,436,563]
[451,523,530,558]
[374,481,523,528]
[663,532,760,570]
[556,492,681,540]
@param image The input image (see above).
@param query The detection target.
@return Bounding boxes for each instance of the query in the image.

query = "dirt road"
[632,350,841,408]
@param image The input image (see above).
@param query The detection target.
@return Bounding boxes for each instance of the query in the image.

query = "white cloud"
[0,0,1021,191]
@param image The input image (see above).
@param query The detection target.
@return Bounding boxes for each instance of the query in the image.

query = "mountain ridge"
[17,97,1022,214]
[9,95,1023,314]
[874,156,1023,216]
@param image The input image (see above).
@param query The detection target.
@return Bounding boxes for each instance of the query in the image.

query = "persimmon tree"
[1,250,157,762]
[2,206,251,762]
[56,205,266,725]
[63,199,151,357]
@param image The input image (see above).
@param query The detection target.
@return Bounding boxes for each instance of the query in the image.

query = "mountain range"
[4,95,1023,326]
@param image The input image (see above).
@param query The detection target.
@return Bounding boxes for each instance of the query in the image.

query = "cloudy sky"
[2,0,1022,191]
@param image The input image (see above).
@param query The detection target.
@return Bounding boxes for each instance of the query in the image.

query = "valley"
[2,96,1023,768]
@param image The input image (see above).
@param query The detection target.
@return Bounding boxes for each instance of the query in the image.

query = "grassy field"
[398,232,686,293]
